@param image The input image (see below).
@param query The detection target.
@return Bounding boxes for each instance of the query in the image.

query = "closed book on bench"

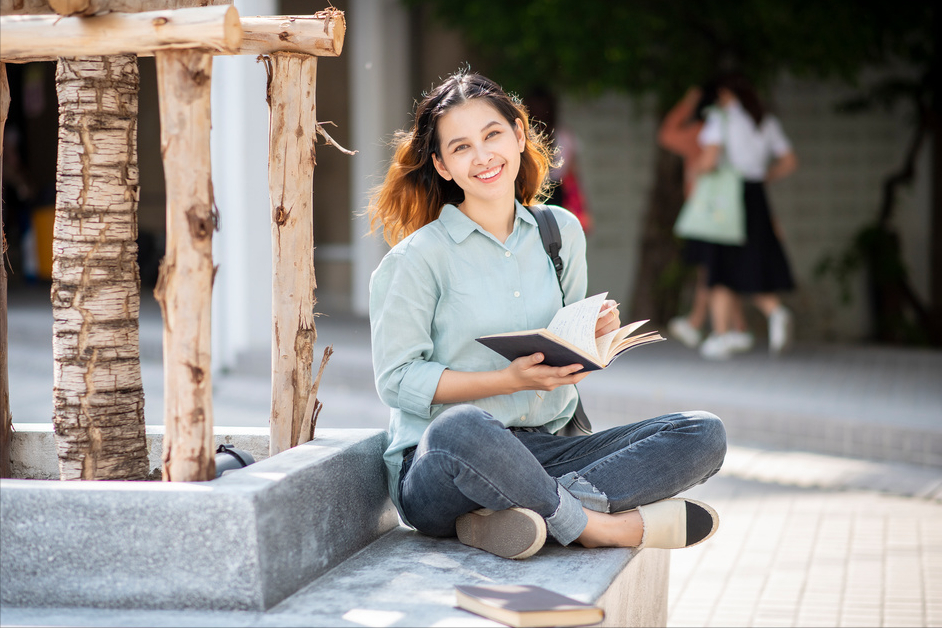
[455,584,604,627]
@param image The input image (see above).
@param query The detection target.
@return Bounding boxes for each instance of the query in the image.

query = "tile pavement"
[670,455,942,627]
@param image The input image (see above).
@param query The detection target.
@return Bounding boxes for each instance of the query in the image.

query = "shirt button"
[514,291,520,297]
[520,416,526,422]
[504,251,512,257]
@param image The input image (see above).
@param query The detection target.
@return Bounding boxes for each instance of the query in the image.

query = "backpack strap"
[526,204,564,293]
[526,204,592,436]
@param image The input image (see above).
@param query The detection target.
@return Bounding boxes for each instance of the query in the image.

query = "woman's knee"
[423,404,503,453]
[689,410,727,467]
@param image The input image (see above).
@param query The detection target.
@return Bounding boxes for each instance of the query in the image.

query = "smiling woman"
[365,68,727,562]
[430,101,526,242]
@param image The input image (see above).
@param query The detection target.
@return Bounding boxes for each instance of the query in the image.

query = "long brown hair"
[718,72,766,126]
[368,69,555,246]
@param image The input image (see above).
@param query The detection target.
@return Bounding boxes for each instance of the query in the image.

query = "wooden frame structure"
[0,1,345,480]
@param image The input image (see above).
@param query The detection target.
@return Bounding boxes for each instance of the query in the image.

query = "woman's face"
[431,99,526,207]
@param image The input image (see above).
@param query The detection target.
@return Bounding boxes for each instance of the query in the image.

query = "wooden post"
[0,62,11,478]
[268,52,317,455]
[154,48,215,482]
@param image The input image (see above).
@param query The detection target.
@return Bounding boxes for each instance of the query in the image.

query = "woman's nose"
[471,144,492,164]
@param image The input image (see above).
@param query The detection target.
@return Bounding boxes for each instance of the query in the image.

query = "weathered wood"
[296,345,332,447]
[0,0,52,14]
[1,10,343,62]
[238,11,344,57]
[52,55,149,481]
[268,52,317,456]
[0,0,228,16]
[0,62,12,479]
[153,47,215,482]
[48,0,228,17]
[0,5,243,62]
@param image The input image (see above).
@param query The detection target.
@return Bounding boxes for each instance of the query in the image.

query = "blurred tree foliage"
[410,0,939,344]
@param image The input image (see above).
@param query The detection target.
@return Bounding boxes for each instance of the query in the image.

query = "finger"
[560,363,585,376]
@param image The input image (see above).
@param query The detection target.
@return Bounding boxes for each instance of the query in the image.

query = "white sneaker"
[768,306,793,356]
[725,330,754,354]
[668,316,702,349]
[700,333,734,360]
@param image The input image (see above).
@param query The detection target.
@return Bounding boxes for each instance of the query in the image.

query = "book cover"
[455,584,604,627]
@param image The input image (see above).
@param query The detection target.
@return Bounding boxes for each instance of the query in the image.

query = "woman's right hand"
[505,353,589,392]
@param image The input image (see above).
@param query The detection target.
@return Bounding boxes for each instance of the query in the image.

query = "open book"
[476,293,664,371]
[455,584,604,627]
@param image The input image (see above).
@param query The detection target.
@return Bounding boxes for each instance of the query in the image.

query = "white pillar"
[349,0,409,316]
[210,0,275,372]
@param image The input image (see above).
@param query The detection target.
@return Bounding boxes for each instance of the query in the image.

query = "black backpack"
[526,205,593,436]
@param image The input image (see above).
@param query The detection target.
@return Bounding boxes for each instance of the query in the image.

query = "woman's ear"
[515,118,526,152]
[432,152,453,181]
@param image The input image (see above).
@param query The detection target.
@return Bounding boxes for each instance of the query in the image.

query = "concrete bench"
[0,427,669,626]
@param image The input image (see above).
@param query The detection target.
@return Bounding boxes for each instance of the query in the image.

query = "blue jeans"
[398,405,727,546]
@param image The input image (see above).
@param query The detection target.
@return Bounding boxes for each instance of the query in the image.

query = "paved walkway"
[4,285,942,627]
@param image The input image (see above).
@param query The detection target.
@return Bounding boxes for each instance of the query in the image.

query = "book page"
[546,293,608,360]
[596,319,650,361]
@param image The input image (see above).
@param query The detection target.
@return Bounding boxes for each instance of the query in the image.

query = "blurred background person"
[659,82,752,354]
[526,88,593,234]
[696,73,798,360]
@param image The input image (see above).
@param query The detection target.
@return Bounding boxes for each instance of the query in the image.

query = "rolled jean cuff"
[545,482,588,546]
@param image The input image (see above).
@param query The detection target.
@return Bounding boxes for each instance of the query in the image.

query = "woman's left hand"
[595,299,620,337]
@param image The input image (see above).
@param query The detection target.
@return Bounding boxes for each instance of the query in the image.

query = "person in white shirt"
[695,73,798,359]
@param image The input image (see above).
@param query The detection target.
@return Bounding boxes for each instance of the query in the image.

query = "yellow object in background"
[32,205,55,281]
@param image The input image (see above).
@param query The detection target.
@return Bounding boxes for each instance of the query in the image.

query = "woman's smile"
[475,164,503,181]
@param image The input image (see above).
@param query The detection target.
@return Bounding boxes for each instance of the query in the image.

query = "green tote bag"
[673,162,746,245]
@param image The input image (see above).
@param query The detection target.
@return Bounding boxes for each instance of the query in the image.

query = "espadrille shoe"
[456,507,547,560]
[636,498,719,549]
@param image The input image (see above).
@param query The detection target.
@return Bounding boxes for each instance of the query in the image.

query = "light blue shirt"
[369,201,588,514]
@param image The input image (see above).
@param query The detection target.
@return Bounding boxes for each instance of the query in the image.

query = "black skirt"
[702,181,794,294]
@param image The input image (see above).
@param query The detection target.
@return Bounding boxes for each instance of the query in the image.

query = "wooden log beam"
[268,52,317,456]
[0,63,11,479]
[238,11,343,57]
[0,5,243,62]
[1,10,344,63]
[153,48,215,482]
[0,0,228,16]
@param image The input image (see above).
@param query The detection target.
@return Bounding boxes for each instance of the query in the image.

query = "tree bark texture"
[1,62,12,478]
[153,48,215,482]
[629,146,687,327]
[268,52,317,455]
[1,6,243,63]
[52,55,148,481]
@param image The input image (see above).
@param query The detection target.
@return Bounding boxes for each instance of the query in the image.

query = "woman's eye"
[486,130,500,139]
[453,144,468,153]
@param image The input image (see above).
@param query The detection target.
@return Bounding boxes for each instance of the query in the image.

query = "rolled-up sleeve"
[369,245,447,419]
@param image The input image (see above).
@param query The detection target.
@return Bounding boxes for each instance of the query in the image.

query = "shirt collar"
[439,200,537,244]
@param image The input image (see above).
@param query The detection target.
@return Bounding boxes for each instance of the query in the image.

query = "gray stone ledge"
[9,423,272,480]
[0,428,399,612]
